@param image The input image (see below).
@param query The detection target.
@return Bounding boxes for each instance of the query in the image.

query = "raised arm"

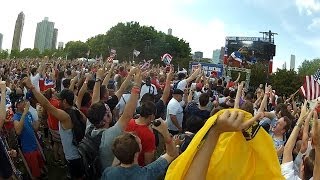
[0,81,6,129]
[76,74,91,109]
[115,67,137,99]
[152,119,178,163]
[184,110,261,180]
[234,81,244,109]
[160,66,174,104]
[185,64,202,83]
[282,101,309,163]
[102,64,115,86]
[23,77,72,129]
[117,69,142,130]
[92,68,105,104]
[312,109,320,178]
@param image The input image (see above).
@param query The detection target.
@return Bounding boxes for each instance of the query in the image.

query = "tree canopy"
[298,58,320,77]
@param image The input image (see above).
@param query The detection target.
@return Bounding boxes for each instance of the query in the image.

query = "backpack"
[78,125,103,179]
[64,107,86,146]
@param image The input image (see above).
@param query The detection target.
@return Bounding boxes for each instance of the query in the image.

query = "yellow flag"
[165,109,284,180]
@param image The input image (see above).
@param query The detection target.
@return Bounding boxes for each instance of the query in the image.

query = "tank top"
[59,122,80,160]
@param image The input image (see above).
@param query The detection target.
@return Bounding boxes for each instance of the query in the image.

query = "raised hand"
[215,110,262,134]
[24,101,30,114]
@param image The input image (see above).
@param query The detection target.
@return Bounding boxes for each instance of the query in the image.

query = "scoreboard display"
[225,36,276,65]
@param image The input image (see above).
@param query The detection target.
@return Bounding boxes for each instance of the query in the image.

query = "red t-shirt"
[47,98,60,130]
[151,78,160,89]
[125,119,156,166]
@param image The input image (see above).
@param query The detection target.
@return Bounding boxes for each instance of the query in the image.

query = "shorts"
[23,150,45,178]
[67,158,85,179]
[50,129,61,142]
[0,139,13,179]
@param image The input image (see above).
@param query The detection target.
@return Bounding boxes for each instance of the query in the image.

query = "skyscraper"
[58,42,64,50]
[12,12,25,51]
[52,28,58,49]
[168,28,172,35]
[34,17,55,53]
[0,33,3,51]
[290,54,295,70]
[212,49,221,64]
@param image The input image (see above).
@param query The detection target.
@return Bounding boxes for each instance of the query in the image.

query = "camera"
[152,119,161,127]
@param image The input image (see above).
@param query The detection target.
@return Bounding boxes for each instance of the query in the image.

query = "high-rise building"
[194,51,203,60]
[168,28,172,35]
[290,54,295,70]
[12,12,25,51]
[34,17,55,53]
[52,28,58,49]
[58,42,64,50]
[0,33,3,51]
[212,49,221,64]
[282,62,287,70]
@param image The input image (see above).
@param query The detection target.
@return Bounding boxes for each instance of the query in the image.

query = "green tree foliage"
[270,68,302,96]
[65,41,89,60]
[0,50,9,59]
[298,58,320,77]
[250,62,269,89]
[85,22,192,67]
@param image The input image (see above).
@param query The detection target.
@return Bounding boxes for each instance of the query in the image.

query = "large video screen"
[225,37,275,65]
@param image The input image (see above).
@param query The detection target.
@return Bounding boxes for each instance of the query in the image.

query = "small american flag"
[300,69,320,100]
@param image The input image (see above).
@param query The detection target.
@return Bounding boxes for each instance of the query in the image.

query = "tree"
[65,41,89,60]
[298,58,320,77]
[270,68,302,97]
[0,50,9,59]
[10,49,20,59]
[86,22,192,67]
[250,62,269,89]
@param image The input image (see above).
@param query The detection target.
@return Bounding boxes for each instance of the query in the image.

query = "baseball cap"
[172,89,184,95]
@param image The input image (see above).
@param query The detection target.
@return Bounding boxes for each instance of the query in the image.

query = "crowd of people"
[0,58,319,180]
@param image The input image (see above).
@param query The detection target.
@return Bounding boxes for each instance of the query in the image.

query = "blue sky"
[1,0,320,71]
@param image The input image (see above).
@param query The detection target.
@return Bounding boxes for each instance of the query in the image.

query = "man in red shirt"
[43,88,65,164]
[125,101,156,166]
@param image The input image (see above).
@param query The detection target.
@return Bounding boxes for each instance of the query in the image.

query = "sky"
[1,0,320,71]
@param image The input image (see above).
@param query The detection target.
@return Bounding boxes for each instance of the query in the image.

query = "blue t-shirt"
[101,157,168,180]
[13,112,38,153]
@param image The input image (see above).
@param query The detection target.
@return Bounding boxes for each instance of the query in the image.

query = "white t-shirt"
[166,98,183,131]
[116,94,131,116]
[140,84,158,99]
[31,73,41,92]
[281,161,301,180]
[29,106,39,121]
[177,79,188,91]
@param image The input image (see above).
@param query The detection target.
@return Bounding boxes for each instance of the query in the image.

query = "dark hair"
[81,92,91,107]
[199,93,209,107]
[62,79,71,89]
[282,116,292,132]
[185,115,206,133]
[140,101,156,117]
[217,79,222,85]
[223,88,230,97]
[112,133,140,164]
[66,70,71,76]
[141,93,155,103]
[145,77,151,86]
[240,101,254,116]
[59,89,74,106]
[229,90,236,99]
[87,80,95,91]
[178,73,186,80]
[87,101,107,126]
[31,68,37,76]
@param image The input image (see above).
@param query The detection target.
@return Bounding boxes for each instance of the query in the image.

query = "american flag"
[300,69,320,100]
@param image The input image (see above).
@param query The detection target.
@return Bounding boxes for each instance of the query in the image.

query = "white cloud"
[0,0,225,59]
[308,18,320,30]
[295,0,320,15]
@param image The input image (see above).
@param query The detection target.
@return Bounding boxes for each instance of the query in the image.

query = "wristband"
[131,87,140,94]
[165,137,173,144]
